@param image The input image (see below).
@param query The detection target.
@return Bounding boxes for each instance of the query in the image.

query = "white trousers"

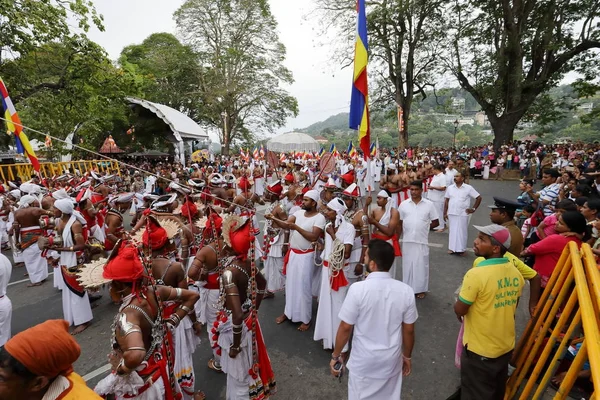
[348,371,402,400]
[401,242,430,293]
[448,215,470,253]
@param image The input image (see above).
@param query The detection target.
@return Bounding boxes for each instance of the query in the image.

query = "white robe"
[0,253,12,346]
[60,215,93,326]
[263,226,285,293]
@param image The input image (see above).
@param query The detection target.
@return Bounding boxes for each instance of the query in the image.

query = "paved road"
[5,179,534,399]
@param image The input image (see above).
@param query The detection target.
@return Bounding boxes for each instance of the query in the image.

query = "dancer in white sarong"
[267,190,325,331]
[0,252,12,346]
[314,198,354,351]
[16,195,50,286]
[399,181,439,298]
[368,190,401,279]
[444,173,482,255]
[54,198,93,335]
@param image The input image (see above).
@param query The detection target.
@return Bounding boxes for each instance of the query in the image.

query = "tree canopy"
[446,0,600,147]
[174,0,298,154]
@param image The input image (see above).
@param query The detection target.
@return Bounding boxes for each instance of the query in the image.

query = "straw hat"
[77,258,110,289]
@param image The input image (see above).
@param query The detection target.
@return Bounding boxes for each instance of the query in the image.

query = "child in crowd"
[521,205,536,243]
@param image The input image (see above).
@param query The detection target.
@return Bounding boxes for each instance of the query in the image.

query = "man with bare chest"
[14,196,53,287]
[368,190,402,279]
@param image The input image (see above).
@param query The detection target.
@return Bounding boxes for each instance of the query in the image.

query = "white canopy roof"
[127,97,210,142]
[267,132,320,153]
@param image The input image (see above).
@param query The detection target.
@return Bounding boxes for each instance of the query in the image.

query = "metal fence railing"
[506,242,599,399]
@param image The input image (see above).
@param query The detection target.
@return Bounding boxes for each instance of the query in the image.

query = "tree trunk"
[488,112,523,151]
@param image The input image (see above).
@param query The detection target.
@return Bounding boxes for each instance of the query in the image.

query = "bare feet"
[27,281,44,287]
[275,314,288,324]
[447,250,455,255]
[14,262,24,268]
[193,392,206,400]
[23,272,29,277]
[71,322,90,335]
[298,322,311,332]
[416,293,426,299]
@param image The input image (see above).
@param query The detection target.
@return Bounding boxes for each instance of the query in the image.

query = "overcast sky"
[86,0,351,140]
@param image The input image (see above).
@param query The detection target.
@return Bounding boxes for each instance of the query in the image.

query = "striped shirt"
[538,183,560,216]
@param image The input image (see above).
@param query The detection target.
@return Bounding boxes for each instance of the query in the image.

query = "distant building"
[443,117,475,126]
[452,97,466,111]
[474,112,490,127]
[314,135,329,144]
[578,102,594,114]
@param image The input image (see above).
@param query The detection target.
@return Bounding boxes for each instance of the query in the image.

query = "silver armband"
[117,313,142,337]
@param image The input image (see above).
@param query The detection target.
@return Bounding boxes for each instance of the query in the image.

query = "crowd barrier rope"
[506,242,599,399]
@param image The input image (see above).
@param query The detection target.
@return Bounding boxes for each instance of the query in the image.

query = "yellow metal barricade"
[0,160,121,181]
[506,242,600,399]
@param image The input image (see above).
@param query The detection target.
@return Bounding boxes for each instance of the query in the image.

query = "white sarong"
[448,215,470,253]
[60,215,93,326]
[313,264,350,351]
[22,243,49,284]
[193,281,221,363]
[348,371,402,400]
[173,316,200,399]
[401,242,429,293]
[284,250,315,324]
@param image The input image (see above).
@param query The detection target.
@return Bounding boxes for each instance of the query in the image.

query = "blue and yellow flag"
[318,146,325,157]
[347,141,357,157]
[329,143,338,157]
[349,0,370,161]
[0,78,39,171]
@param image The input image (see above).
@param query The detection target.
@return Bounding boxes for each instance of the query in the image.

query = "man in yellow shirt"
[454,225,524,400]
[0,319,101,400]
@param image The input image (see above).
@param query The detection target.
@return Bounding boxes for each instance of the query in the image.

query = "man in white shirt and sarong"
[314,198,354,352]
[428,164,447,232]
[53,198,93,335]
[267,190,325,332]
[399,181,439,299]
[444,173,482,256]
[330,239,418,399]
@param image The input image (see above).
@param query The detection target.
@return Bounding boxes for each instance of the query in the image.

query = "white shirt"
[145,175,156,193]
[444,183,480,216]
[290,210,326,251]
[399,198,438,245]
[323,220,355,261]
[339,272,418,379]
[427,172,447,202]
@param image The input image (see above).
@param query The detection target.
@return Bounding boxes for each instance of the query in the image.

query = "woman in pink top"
[521,211,589,288]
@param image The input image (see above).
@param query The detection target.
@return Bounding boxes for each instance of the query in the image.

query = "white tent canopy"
[127,97,211,163]
[267,132,320,153]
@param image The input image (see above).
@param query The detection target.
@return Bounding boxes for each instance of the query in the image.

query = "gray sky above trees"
[87,0,349,137]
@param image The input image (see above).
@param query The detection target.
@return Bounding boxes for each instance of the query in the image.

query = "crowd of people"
[0,139,597,399]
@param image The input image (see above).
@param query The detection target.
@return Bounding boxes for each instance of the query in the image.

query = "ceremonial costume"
[284,208,325,324]
[314,199,354,351]
[371,192,401,279]
[55,199,93,329]
[399,197,438,293]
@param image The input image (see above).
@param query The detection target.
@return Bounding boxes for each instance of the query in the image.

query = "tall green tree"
[119,33,203,118]
[1,36,144,153]
[316,0,446,149]
[174,0,298,155]
[447,0,600,148]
